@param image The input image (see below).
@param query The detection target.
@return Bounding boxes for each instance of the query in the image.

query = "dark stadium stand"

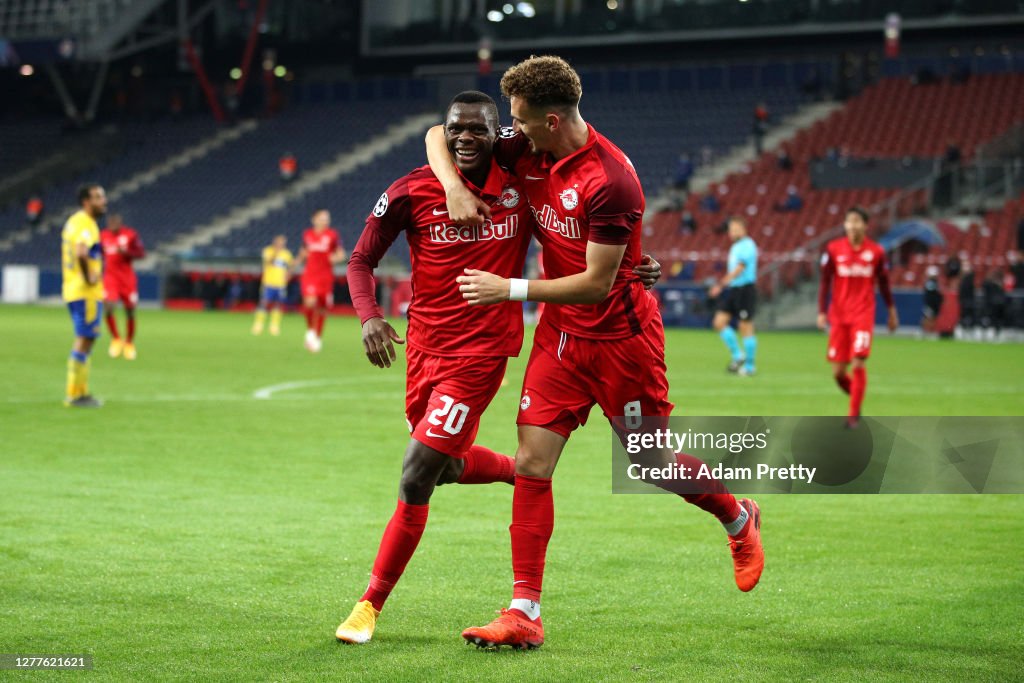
[0,117,218,241]
[1,103,431,265]
[199,136,424,262]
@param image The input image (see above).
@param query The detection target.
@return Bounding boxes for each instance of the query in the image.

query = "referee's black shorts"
[715,283,757,321]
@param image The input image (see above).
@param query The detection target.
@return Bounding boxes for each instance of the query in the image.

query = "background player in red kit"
[295,209,345,352]
[817,206,898,428]
[334,92,531,645]
[428,55,764,650]
[100,213,145,360]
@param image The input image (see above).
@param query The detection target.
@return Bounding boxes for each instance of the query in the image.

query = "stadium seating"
[648,73,1024,291]
[200,136,424,263]
[889,193,1024,288]
[1,104,430,265]
[0,116,218,248]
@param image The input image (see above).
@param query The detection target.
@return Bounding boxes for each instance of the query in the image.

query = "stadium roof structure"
[0,0,217,121]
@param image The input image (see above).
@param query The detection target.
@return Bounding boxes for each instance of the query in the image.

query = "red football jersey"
[819,236,893,324]
[301,227,340,284]
[100,227,144,283]
[348,163,532,357]
[494,124,658,339]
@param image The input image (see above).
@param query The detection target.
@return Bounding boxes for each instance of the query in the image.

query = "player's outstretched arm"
[425,125,490,226]
[457,241,626,306]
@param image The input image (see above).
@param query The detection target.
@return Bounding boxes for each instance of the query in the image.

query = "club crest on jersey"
[861,250,874,261]
[498,187,520,208]
[499,126,517,139]
[559,188,579,211]
[520,394,531,411]
[373,192,389,217]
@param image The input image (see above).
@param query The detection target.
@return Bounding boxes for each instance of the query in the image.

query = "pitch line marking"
[252,376,394,400]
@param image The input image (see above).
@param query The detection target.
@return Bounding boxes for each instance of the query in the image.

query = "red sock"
[315,311,325,336]
[304,307,315,331]
[510,475,553,603]
[849,366,867,418]
[835,373,851,394]
[457,445,515,485]
[105,313,120,339]
[645,453,742,525]
[126,315,136,343]
[360,500,429,611]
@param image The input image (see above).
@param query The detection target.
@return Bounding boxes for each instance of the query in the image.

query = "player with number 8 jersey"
[429,56,764,650]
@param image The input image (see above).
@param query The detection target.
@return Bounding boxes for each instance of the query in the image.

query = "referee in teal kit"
[710,216,759,376]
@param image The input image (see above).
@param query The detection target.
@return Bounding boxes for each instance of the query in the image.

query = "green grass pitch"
[1,304,1022,682]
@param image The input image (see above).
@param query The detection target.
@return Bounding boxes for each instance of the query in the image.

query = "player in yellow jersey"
[62,184,108,407]
[252,235,293,336]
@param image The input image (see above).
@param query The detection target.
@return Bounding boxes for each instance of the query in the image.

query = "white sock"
[509,598,540,621]
[723,506,749,537]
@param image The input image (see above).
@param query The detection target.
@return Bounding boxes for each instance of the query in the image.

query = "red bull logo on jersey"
[532,204,582,239]
[429,215,519,243]
[837,263,874,278]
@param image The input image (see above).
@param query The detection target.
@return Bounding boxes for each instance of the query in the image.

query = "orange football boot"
[729,498,764,592]
[462,609,544,650]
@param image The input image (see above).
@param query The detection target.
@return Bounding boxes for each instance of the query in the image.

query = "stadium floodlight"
[516,2,536,17]
[607,0,619,9]
[503,3,514,14]
[274,65,286,78]
[20,64,34,76]
[229,67,242,80]
[486,10,504,22]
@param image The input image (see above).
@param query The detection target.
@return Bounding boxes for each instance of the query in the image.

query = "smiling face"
[445,102,497,182]
[509,96,556,154]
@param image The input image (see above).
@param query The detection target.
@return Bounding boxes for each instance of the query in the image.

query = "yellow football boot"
[335,600,380,644]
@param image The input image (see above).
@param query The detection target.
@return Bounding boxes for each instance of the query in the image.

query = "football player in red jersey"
[817,206,898,428]
[428,56,763,650]
[295,209,346,352]
[100,213,145,360]
[335,91,662,645]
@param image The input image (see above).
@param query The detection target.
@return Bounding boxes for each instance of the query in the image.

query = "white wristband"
[508,278,529,302]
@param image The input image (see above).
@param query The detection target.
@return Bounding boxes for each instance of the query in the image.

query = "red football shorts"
[517,316,674,438]
[103,274,138,307]
[827,319,874,364]
[406,346,509,458]
[301,275,334,306]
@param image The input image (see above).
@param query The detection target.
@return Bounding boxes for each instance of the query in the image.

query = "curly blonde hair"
[500,55,582,110]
